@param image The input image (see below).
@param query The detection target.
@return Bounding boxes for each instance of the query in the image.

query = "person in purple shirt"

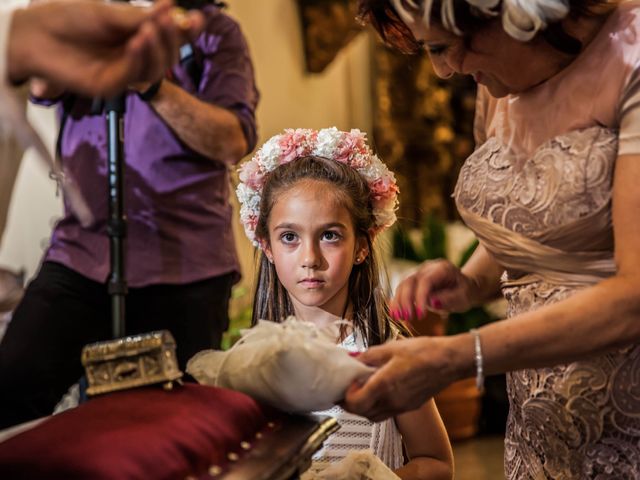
[0,0,259,428]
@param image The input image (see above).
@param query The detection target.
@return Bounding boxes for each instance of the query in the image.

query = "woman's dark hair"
[251,155,404,347]
[357,0,618,55]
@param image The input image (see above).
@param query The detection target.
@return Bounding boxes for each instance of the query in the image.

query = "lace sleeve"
[618,64,640,156]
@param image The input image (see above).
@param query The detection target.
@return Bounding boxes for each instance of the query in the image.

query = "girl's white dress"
[305,332,405,475]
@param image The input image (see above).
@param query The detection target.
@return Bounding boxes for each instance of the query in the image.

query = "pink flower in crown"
[246,215,258,232]
[349,153,370,170]
[369,174,399,201]
[279,129,316,164]
[373,194,397,215]
[242,214,259,244]
[334,129,369,165]
[238,159,265,191]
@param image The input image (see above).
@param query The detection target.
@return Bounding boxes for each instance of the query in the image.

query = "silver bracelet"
[470,328,485,393]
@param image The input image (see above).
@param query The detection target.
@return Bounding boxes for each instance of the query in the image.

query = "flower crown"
[236,127,399,247]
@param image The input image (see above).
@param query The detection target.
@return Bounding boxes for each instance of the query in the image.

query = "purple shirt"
[40,6,258,287]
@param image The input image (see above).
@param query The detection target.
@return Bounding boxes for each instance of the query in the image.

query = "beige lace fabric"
[453,4,640,478]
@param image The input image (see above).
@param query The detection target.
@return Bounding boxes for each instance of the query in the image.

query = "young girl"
[236,127,454,479]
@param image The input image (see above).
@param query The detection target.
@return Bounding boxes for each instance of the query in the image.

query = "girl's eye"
[322,231,341,242]
[280,232,298,244]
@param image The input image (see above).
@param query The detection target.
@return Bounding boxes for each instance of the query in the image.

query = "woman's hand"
[342,335,474,422]
[391,244,504,322]
[391,259,476,321]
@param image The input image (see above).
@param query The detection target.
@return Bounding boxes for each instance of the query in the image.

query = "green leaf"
[421,214,447,260]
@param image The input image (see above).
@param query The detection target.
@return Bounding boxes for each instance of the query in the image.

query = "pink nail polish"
[431,298,442,309]
[349,351,361,357]
[416,306,423,318]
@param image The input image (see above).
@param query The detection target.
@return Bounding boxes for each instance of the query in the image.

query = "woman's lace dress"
[453,3,640,478]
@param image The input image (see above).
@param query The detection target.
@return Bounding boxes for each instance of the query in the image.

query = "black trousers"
[0,261,234,428]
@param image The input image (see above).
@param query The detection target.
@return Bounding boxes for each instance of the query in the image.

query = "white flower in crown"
[236,183,260,211]
[256,135,282,172]
[313,127,342,158]
[236,127,399,247]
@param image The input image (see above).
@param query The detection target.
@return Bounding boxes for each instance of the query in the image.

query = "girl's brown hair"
[358,0,619,55]
[251,155,404,347]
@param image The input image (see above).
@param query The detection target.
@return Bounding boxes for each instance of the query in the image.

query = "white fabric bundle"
[303,450,401,480]
[186,317,375,412]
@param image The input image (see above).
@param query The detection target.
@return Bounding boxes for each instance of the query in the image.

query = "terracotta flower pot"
[435,377,482,441]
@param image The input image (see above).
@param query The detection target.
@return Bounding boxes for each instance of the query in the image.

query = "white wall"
[0,104,62,280]
[226,0,372,139]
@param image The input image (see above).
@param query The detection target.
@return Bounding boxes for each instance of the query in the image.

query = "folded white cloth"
[303,450,401,480]
[186,317,375,412]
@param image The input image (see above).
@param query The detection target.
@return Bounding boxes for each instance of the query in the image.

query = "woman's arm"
[394,399,454,480]
[465,153,640,375]
[345,153,640,420]
[460,243,504,306]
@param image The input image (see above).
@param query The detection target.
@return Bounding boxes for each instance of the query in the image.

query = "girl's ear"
[262,242,275,264]
[354,237,370,265]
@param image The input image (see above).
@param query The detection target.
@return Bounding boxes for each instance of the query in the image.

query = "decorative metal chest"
[82,330,183,396]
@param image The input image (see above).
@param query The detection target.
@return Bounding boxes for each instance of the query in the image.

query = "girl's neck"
[293,303,352,326]
[291,301,354,342]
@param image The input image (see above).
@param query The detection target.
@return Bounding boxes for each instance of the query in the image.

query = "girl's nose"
[301,243,321,269]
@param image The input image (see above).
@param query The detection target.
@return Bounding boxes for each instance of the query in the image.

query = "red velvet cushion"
[0,384,278,479]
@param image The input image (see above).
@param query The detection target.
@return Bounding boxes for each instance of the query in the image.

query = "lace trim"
[454,126,617,240]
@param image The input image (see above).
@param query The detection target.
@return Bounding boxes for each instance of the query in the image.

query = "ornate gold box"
[82,330,183,396]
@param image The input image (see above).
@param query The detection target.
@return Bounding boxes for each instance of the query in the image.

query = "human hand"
[390,259,476,322]
[29,77,64,100]
[342,336,469,422]
[8,0,204,96]
[128,81,153,94]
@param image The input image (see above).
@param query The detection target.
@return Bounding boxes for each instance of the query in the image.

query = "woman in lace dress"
[346,1,640,478]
